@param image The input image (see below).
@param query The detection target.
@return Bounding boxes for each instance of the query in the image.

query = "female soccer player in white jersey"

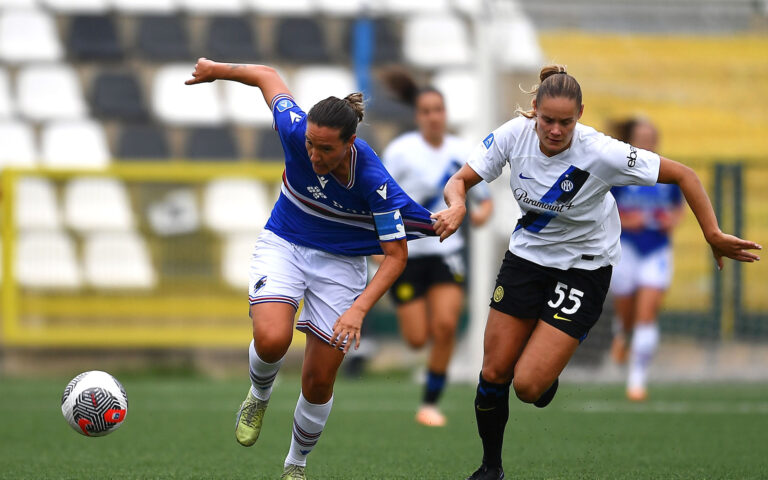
[186,58,436,480]
[431,65,762,480]
[607,118,684,402]
[380,70,493,427]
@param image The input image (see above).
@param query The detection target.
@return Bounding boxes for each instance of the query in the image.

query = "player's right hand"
[185,57,217,85]
[431,204,466,242]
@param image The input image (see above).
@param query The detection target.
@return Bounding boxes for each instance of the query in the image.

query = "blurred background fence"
[0,0,766,379]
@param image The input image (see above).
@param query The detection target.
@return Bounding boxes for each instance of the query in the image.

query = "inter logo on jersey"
[483,133,495,149]
[560,179,574,192]
[276,99,294,112]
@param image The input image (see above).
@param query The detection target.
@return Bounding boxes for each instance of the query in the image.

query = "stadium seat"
[343,17,401,64]
[63,177,134,232]
[254,128,284,162]
[152,64,225,125]
[112,0,177,13]
[382,0,449,14]
[17,64,87,121]
[16,177,61,230]
[202,178,271,233]
[136,15,190,61]
[0,121,37,169]
[204,16,260,63]
[492,15,544,71]
[91,72,147,120]
[116,124,170,160]
[292,65,355,110]
[246,0,315,15]
[221,233,260,289]
[222,80,273,126]
[0,68,14,118]
[17,231,82,289]
[0,0,38,8]
[403,14,471,68]
[146,188,200,236]
[432,69,479,127]
[41,120,110,169]
[274,17,331,63]
[68,15,123,61]
[42,0,110,13]
[82,232,156,289]
[453,0,481,15]
[184,126,240,160]
[316,0,364,16]
[178,0,243,13]
[0,9,63,64]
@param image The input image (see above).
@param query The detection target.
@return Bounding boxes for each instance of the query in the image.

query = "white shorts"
[248,230,367,347]
[610,243,673,296]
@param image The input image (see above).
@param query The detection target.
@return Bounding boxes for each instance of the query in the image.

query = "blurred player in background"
[608,118,684,402]
[380,69,493,427]
[432,65,762,480]
[186,58,436,480]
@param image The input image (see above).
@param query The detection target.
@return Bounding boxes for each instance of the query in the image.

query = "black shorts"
[389,254,465,305]
[490,251,612,341]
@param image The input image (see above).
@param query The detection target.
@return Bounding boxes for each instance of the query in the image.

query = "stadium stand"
[342,18,402,64]
[384,0,450,14]
[42,0,110,13]
[62,177,134,231]
[254,128,285,162]
[0,68,14,118]
[247,0,315,15]
[40,120,110,168]
[116,124,171,160]
[112,0,176,14]
[152,64,225,125]
[184,126,240,160]
[91,72,148,120]
[136,15,191,61]
[82,232,156,289]
[316,0,365,17]
[202,178,271,233]
[432,68,480,128]
[221,80,273,126]
[402,14,471,68]
[221,233,261,289]
[17,64,87,121]
[0,121,37,169]
[204,16,261,62]
[177,0,244,14]
[16,231,81,289]
[274,17,331,63]
[292,65,355,109]
[0,9,62,63]
[16,177,61,230]
[67,14,124,61]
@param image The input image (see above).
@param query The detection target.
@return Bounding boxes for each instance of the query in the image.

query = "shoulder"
[384,131,420,155]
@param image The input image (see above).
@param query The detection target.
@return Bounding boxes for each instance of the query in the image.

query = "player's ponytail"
[380,66,443,108]
[516,64,582,119]
[308,94,365,142]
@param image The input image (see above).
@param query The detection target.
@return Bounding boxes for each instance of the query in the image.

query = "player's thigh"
[301,332,345,403]
[513,321,579,402]
[397,299,430,348]
[426,283,464,336]
[481,308,537,384]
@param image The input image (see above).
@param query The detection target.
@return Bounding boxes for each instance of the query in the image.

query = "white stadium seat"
[41,120,110,169]
[292,66,356,112]
[492,15,544,71]
[83,232,156,289]
[382,0,449,14]
[17,64,87,121]
[0,0,39,8]
[316,0,365,16]
[403,14,471,69]
[203,178,270,233]
[153,65,225,125]
[112,0,177,13]
[246,0,315,15]
[222,80,273,126]
[221,233,260,289]
[452,0,481,16]
[0,68,14,118]
[16,177,61,230]
[0,9,62,64]
[177,0,243,13]
[0,121,37,169]
[432,69,480,127]
[41,0,110,13]
[63,177,134,232]
[17,231,82,289]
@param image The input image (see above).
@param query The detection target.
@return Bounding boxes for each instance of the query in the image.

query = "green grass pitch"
[1,373,767,479]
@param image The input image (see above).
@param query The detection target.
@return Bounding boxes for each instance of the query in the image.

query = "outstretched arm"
[657,157,761,269]
[185,57,291,108]
[431,164,484,242]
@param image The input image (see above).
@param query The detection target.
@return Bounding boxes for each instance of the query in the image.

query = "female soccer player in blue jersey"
[431,65,762,480]
[186,58,435,480]
[608,118,684,402]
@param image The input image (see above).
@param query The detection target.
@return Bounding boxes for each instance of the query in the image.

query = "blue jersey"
[263,94,435,256]
[610,183,683,255]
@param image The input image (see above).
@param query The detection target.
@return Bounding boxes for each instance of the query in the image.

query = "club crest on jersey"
[317,175,328,189]
[560,179,574,192]
[483,133,495,149]
[253,275,267,294]
[276,99,294,112]
[376,183,388,199]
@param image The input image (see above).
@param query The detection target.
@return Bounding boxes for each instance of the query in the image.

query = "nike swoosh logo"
[476,406,496,412]
[553,313,572,322]
[518,173,534,180]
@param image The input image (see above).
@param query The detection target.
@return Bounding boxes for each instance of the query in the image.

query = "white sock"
[248,339,284,401]
[628,323,660,390]
[284,393,333,467]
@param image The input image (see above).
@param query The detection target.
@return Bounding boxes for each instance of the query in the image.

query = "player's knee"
[431,317,457,343]
[512,377,544,404]
[252,331,289,363]
[301,371,335,403]
[402,331,428,349]
[481,365,512,385]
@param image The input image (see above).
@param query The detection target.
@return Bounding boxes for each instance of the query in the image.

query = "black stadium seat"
[205,16,260,63]
[185,126,239,160]
[117,124,170,160]
[91,72,147,120]
[136,16,190,61]
[344,18,401,64]
[68,15,124,61]
[274,17,330,63]
[254,128,284,162]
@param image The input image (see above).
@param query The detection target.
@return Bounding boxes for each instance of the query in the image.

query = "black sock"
[533,378,559,408]
[474,373,511,469]
[423,370,447,405]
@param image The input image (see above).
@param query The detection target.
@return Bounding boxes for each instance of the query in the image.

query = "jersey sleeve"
[270,93,307,150]
[467,119,517,183]
[590,133,660,187]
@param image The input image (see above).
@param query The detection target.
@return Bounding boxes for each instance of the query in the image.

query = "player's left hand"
[707,230,761,270]
[331,309,364,353]
[431,204,466,242]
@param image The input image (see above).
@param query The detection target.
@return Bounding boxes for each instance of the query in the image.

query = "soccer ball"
[61,370,128,437]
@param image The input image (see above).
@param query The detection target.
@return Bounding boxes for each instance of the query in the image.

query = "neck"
[331,147,352,183]
[423,133,443,148]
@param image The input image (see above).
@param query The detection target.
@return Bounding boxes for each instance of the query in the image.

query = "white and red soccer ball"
[61,370,128,437]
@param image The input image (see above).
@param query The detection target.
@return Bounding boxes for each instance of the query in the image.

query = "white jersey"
[468,116,660,270]
[383,131,491,257]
